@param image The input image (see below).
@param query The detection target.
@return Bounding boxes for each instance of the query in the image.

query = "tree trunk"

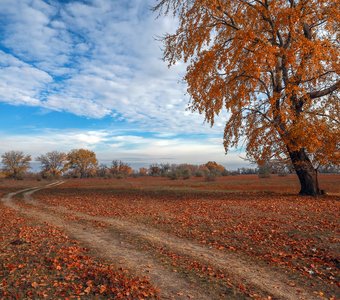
[288,148,320,196]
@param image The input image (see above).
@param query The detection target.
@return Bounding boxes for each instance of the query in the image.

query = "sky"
[0,0,249,170]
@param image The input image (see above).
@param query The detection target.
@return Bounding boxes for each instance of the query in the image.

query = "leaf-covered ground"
[34,175,340,299]
[0,184,158,299]
[1,175,339,299]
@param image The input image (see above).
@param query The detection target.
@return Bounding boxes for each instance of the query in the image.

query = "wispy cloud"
[0,129,247,169]
[0,0,218,133]
[0,0,244,167]
[0,51,52,106]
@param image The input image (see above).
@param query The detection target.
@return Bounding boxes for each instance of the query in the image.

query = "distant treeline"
[1,149,339,181]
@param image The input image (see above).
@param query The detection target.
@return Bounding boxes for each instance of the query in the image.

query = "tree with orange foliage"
[204,161,226,175]
[1,151,31,179]
[66,149,98,178]
[110,160,133,178]
[154,0,339,195]
[139,167,148,176]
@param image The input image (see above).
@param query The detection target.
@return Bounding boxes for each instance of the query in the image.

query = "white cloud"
[0,51,53,106]
[0,0,222,135]
[0,129,248,169]
[1,0,71,73]
[0,0,247,167]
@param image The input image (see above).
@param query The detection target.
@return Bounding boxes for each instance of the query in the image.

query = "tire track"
[1,183,227,300]
[4,182,319,300]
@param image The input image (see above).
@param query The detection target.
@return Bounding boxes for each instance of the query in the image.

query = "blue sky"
[0,0,247,169]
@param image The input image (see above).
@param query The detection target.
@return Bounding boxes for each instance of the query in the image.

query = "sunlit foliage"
[1,151,31,179]
[36,151,67,178]
[155,0,339,195]
[66,149,98,178]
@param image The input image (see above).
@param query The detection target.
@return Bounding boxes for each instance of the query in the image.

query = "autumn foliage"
[1,151,31,179]
[36,151,67,178]
[155,0,339,195]
[204,161,226,174]
[0,201,157,299]
[33,176,339,298]
[110,160,133,178]
[1,176,339,298]
[66,149,98,178]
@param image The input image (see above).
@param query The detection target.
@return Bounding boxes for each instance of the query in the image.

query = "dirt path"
[3,182,319,300]
[2,183,222,299]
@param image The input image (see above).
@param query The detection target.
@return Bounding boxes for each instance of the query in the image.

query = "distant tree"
[1,151,31,179]
[196,164,209,177]
[167,164,192,180]
[238,167,257,175]
[66,149,98,178]
[110,160,133,178]
[155,0,339,196]
[179,163,199,174]
[36,151,66,178]
[318,164,340,174]
[267,159,292,176]
[159,163,171,176]
[205,161,226,175]
[139,167,148,176]
[149,164,162,176]
[257,161,271,178]
[97,164,111,178]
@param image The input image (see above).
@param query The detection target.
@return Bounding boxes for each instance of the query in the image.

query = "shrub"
[221,169,230,176]
[168,171,179,180]
[204,161,225,175]
[110,160,133,178]
[257,161,271,178]
[182,169,191,180]
[167,165,191,180]
[149,164,161,176]
[195,170,204,177]
[204,172,217,182]
[138,168,148,176]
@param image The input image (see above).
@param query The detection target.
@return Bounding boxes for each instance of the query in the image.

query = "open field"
[1,175,339,299]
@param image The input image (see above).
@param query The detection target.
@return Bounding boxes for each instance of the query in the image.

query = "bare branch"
[309,81,340,99]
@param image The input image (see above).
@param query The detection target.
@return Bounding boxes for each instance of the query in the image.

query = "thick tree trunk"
[288,148,320,196]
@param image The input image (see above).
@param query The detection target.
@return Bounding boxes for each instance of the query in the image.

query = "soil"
[2,181,321,300]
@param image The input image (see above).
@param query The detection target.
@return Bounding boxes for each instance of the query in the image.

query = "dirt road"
[2,182,320,300]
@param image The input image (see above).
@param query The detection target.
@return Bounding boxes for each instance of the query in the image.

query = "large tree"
[154,0,339,195]
[1,151,31,179]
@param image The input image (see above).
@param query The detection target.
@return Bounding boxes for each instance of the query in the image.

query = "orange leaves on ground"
[34,176,340,299]
[0,203,158,299]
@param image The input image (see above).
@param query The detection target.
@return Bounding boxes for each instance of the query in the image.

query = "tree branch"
[305,111,340,125]
[309,81,339,99]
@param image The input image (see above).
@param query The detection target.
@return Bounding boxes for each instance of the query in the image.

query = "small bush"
[221,169,230,176]
[115,174,125,179]
[258,172,271,178]
[257,162,271,178]
[167,167,191,180]
[168,171,179,180]
[182,169,191,180]
[195,170,204,177]
[204,172,217,182]
[131,172,139,178]
[104,173,114,179]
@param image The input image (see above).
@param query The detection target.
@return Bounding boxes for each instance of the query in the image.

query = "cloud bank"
[0,0,245,167]
[0,0,214,130]
[0,129,248,170]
